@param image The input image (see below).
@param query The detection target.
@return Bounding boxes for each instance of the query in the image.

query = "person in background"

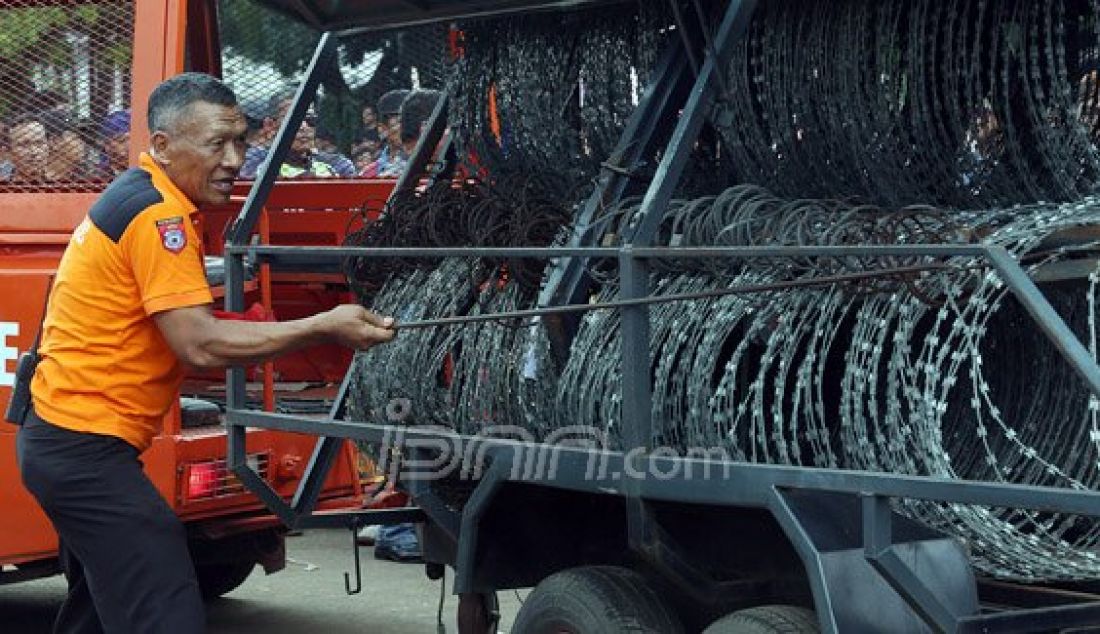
[4,113,49,184]
[40,112,96,182]
[362,89,441,179]
[314,124,340,155]
[361,89,410,178]
[239,90,355,179]
[353,139,381,173]
[361,103,379,138]
[399,90,442,152]
[351,103,381,159]
[95,110,132,179]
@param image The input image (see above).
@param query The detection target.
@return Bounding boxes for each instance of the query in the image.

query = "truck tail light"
[187,462,218,500]
[181,454,268,504]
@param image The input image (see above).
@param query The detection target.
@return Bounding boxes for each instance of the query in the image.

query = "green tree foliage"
[218,0,319,78]
[0,4,132,121]
[216,0,447,153]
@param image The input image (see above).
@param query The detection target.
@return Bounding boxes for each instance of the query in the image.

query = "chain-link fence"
[0,1,134,192]
[218,0,450,179]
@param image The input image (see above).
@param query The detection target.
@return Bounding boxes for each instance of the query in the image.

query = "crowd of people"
[0,95,131,185]
[239,86,441,181]
[0,85,441,186]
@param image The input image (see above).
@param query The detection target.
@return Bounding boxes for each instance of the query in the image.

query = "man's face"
[104,132,129,171]
[354,140,380,171]
[46,130,87,180]
[362,106,377,128]
[10,121,48,180]
[154,101,247,206]
[274,101,316,155]
[379,114,401,147]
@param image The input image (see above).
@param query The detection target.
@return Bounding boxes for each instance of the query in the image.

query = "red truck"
[0,0,396,598]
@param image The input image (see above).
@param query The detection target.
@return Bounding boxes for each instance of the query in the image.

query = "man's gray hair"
[147,72,238,134]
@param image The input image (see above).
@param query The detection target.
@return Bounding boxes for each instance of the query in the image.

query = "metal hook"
[344,519,363,595]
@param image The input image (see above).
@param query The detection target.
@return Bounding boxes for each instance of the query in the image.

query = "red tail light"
[180,454,269,504]
[186,462,218,500]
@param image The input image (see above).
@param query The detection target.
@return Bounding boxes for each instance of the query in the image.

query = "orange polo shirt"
[31,153,213,451]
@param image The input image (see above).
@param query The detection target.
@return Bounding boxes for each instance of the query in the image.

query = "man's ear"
[149,131,171,165]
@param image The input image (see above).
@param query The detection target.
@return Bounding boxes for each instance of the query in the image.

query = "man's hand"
[319,305,397,350]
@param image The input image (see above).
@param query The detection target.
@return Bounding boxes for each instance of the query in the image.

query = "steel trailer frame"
[221,1,1100,632]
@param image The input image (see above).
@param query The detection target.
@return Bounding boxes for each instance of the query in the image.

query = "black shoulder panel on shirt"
[88,169,164,243]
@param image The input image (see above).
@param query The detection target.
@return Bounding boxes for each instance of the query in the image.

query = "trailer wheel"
[195,561,255,600]
[510,566,685,634]
[702,605,819,633]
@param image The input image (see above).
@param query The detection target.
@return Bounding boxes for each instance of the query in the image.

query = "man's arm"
[154,303,395,369]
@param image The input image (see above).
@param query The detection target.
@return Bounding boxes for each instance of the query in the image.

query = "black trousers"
[16,410,205,634]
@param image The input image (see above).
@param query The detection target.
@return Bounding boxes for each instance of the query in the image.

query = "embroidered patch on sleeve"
[156,216,187,254]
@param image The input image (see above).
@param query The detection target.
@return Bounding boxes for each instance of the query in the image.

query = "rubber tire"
[510,566,685,634]
[702,605,819,634]
[195,560,255,600]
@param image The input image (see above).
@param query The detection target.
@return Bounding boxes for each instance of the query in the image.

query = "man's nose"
[222,142,245,171]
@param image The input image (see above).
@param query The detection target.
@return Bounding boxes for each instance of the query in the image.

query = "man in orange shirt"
[15,73,396,634]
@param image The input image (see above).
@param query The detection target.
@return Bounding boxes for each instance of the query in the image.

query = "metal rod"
[958,603,1100,633]
[690,0,732,99]
[627,0,758,247]
[228,32,337,248]
[985,245,1100,401]
[389,92,449,200]
[393,263,960,331]
[619,247,654,453]
[538,37,689,311]
[229,243,990,260]
[666,0,701,78]
[334,0,637,36]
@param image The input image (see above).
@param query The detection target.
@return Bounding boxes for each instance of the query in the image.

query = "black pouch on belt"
[5,350,38,426]
[5,278,51,426]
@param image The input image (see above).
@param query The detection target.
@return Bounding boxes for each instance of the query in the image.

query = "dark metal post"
[626,0,757,246]
[227,32,338,249]
[538,39,691,359]
[985,246,1100,399]
[618,248,653,456]
[863,495,957,633]
[768,489,838,634]
[225,31,338,525]
[619,0,756,588]
[290,358,358,515]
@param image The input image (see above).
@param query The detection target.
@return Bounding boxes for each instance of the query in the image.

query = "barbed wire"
[449,1,673,191]
[713,0,1100,209]
[343,0,1100,583]
[345,176,1100,581]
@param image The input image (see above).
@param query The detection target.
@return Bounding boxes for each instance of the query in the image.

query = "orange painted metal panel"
[0,273,60,565]
[0,193,95,234]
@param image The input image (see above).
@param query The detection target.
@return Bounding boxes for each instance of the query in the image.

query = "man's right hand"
[321,304,397,350]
